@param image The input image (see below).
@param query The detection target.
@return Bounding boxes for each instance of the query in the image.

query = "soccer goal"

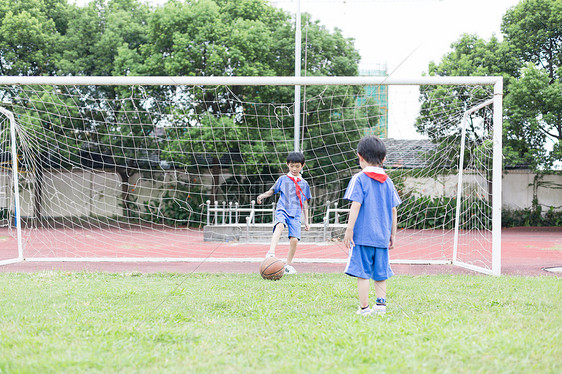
[0,76,502,275]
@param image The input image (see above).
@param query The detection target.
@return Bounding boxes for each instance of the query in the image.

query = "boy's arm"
[389,207,397,249]
[303,199,310,231]
[343,201,361,249]
[257,189,274,204]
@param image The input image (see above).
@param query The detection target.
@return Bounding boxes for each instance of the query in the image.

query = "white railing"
[322,201,350,227]
[206,200,350,241]
[322,201,350,241]
[206,200,276,226]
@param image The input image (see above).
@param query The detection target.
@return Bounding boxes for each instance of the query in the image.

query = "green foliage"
[502,206,562,227]
[302,86,370,182]
[397,196,492,230]
[12,86,85,168]
[505,63,562,169]
[427,33,521,78]
[417,34,514,170]
[0,0,367,224]
[142,188,204,227]
[0,207,9,221]
[59,0,151,76]
[0,0,69,75]
[501,0,562,81]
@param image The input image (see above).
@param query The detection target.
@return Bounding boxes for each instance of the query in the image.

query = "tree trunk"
[210,158,221,204]
[32,162,44,228]
[116,167,132,219]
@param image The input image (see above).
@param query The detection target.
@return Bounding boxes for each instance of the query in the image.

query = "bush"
[397,196,492,230]
[502,206,562,227]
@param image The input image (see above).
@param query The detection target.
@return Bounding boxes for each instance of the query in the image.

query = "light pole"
[294,0,301,152]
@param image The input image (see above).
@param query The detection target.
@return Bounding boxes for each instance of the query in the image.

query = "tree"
[0,0,70,75]
[501,0,561,168]
[0,0,366,220]
[418,0,561,170]
[501,0,561,82]
[127,0,364,202]
[0,0,75,223]
[57,0,155,218]
[505,64,562,168]
[58,0,150,76]
[416,34,521,169]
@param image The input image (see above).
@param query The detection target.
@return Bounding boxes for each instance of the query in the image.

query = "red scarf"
[363,167,388,183]
[287,175,304,210]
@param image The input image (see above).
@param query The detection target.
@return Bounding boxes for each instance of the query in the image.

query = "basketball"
[259,256,285,280]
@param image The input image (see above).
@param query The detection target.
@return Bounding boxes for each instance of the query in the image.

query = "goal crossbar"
[0,76,502,86]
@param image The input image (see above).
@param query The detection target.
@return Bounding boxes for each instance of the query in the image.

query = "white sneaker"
[284,264,297,274]
[356,306,373,316]
[372,304,386,315]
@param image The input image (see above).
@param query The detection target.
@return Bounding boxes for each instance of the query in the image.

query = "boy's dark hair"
[286,151,305,164]
[357,136,386,166]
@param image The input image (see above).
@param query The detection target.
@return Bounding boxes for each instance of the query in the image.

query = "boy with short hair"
[257,152,311,275]
[343,136,401,315]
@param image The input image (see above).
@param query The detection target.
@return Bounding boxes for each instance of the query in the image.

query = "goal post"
[0,76,502,275]
[0,106,24,265]
[451,96,502,275]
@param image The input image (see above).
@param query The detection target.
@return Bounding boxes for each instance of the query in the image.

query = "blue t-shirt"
[271,174,312,218]
[344,167,401,248]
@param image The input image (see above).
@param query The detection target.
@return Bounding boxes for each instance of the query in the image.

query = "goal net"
[0,76,502,275]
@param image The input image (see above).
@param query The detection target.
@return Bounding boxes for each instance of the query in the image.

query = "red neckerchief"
[363,166,388,183]
[287,174,304,210]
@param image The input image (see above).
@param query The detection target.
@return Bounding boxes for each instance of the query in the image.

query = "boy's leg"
[283,217,301,274]
[374,280,386,300]
[266,223,284,257]
[372,247,392,313]
[373,280,387,313]
[357,277,370,308]
[284,237,298,274]
[286,237,298,264]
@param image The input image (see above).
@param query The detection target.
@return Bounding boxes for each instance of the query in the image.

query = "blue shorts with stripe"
[273,210,302,240]
[345,244,394,281]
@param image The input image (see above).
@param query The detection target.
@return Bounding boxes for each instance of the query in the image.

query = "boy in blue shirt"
[343,136,401,315]
[257,152,311,275]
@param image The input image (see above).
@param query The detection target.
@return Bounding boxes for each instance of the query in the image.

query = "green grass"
[0,272,560,373]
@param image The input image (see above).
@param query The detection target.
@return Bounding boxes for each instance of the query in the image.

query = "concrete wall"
[502,170,562,211]
[401,170,561,212]
[1,169,560,218]
[402,173,488,199]
[3,169,122,218]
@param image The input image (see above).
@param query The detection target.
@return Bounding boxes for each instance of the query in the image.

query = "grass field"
[0,272,560,373]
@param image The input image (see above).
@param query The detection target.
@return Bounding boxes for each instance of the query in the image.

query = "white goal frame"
[0,75,503,275]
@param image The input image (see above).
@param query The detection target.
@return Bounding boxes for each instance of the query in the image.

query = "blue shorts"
[273,210,301,240]
[345,245,394,281]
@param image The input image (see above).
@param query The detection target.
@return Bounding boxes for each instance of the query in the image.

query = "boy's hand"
[304,222,310,231]
[343,229,354,249]
[389,235,395,250]
[256,194,263,204]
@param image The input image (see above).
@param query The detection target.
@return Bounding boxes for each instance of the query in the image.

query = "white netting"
[0,79,499,273]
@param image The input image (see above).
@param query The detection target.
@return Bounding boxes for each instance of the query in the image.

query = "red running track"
[0,227,560,276]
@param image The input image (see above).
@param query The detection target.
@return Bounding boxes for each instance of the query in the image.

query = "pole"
[452,112,468,264]
[294,0,301,152]
[0,107,23,260]
[492,79,503,276]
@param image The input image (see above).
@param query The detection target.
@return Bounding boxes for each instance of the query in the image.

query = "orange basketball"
[259,256,285,280]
